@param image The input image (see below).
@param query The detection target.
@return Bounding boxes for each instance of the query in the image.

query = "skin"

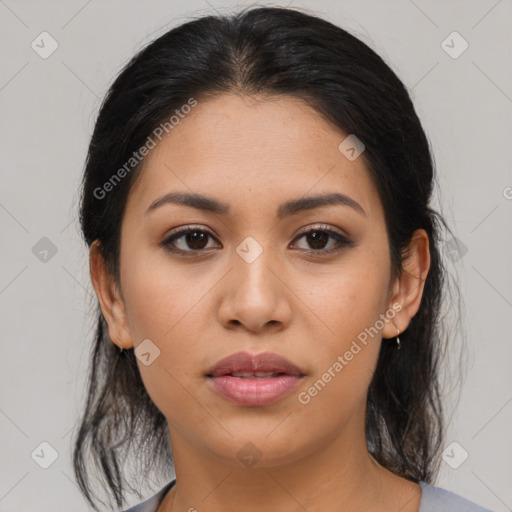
[90,93,430,512]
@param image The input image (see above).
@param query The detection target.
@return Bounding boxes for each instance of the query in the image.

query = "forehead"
[126,93,383,221]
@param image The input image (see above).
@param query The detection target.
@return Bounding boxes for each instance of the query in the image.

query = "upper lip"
[207,351,304,377]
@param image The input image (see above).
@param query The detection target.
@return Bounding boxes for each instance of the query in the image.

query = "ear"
[89,240,134,350]
[382,229,431,339]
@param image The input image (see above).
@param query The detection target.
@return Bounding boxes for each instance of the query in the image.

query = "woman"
[72,6,492,512]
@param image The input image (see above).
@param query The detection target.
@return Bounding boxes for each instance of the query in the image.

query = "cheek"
[119,248,214,390]
[120,261,209,423]
[301,249,390,347]
[293,251,390,404]
[120,242,208,342]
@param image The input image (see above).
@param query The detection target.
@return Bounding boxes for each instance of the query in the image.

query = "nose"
[217,246,293,334]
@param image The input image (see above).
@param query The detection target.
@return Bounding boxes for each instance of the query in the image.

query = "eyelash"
[159,224,354,257]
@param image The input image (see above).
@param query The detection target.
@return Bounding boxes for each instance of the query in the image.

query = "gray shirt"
[122,480,493,511]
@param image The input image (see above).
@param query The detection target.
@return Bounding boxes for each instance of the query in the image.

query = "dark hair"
[73,6,456,510]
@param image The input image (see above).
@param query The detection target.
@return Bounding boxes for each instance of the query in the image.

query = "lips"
[206,351,305,407]
[206,351,304,378]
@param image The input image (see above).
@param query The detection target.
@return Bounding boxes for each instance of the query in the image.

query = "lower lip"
[207,375,303,406]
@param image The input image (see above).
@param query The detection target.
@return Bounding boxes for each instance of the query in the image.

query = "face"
[97,93,412,469]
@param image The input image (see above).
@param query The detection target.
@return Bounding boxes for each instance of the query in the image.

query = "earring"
[395,327,401,350]
[117,333,124,353]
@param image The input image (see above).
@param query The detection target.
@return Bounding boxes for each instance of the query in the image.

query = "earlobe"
[89,240,134,349]
[382,229,431,340]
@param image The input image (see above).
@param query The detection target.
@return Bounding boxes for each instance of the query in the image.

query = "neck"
[158,421,420,512]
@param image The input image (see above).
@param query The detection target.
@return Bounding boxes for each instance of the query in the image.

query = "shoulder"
[121,480,176,512]
[418,481,494,512]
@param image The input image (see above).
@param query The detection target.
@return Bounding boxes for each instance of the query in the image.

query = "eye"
[290,225,354,254]
[159,224,354,257]
[160,225,220,254]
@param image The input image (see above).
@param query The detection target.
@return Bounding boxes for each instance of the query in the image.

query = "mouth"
[206,350,304,378]
[206,351,305,407]
[218,371,291,378]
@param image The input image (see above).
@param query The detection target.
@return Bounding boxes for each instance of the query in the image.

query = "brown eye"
[304,231,330,250]
[160,226,220,254]
[181,231,209,250]
[291,226,354,254]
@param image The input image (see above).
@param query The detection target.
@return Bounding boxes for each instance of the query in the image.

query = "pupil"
[187,231,208,250]
[308,231,328,249]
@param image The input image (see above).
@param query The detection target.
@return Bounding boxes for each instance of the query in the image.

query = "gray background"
[1,0,511,510]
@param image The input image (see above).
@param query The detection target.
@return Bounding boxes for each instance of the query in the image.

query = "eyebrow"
[145,191,366,218]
